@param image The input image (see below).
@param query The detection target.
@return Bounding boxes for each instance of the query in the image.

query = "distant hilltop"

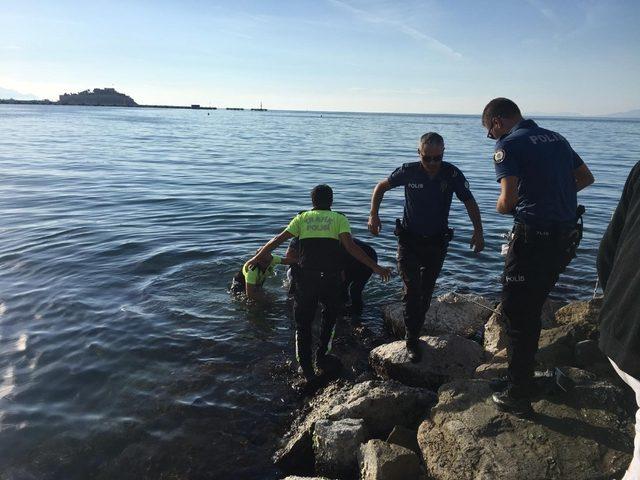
[59,88,137,107]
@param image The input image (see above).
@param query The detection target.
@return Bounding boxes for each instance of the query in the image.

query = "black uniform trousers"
[293,269,342,377]
[397,235,448,341]
[342,247,377,313]
[501,225,576,396]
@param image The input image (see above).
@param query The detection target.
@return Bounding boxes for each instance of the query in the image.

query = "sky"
[1,0,639,115]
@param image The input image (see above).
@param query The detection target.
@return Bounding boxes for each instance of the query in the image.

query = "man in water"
[597,161,640,479]
[230,250,296,300]
[247,184,391,391]
[368,132,484,363]
[285,236,378,315]
[483,97,594,415]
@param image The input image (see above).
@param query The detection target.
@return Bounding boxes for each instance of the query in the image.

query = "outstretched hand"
[374,265,393,282]
[470,230,485,253]
[368,214,382,236]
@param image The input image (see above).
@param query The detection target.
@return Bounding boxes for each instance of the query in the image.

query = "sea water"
[0,105,638,478]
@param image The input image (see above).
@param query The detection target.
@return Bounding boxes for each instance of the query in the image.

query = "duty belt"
[395,219,454,243]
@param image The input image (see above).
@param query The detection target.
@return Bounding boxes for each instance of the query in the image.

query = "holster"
[394,219,453,245]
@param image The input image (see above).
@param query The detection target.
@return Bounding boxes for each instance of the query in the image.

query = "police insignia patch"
[494,149,505,163]
[464,180,470,189]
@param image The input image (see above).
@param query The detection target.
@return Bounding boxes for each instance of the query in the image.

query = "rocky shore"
[275,293,635,480]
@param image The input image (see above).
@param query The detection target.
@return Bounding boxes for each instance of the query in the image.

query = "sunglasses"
[486,117,497,139]
[420,153,443,163]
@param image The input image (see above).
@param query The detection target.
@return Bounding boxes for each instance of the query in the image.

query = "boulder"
[540,298,566,328]
[312,418,366,478]
[370,335,484,389]
[418,376,633,480]
[274,381,436,474]
[554,298,602,328]
[386,425,420,455]
[358,440,421,480]
[474,360,508,380]
[382,292,493,340]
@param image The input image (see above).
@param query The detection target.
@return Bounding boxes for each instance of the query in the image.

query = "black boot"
[492,385,534,417]
[406,338,422,363]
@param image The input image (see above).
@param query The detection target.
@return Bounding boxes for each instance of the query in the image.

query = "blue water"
[0,105,638,479]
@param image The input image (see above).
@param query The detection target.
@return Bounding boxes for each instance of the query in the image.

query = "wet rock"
[370,335,484,389]
[386,425,420,455]
[358,439,421,480]
[312,418,366,478]
[382,292,493,340]
[274,380,436,474]
[418,377,633,480]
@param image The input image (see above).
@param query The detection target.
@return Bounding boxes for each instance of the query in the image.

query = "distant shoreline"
[0,99,219,111]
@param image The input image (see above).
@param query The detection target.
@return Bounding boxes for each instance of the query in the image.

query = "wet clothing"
[286,209,351,378]
[493,119,584,396]
[397,228,449,339]
[388,161,473,236]
[341,239,377,313]
[598,161,640,379]
[230,255,281,295]
[494,119,584,229]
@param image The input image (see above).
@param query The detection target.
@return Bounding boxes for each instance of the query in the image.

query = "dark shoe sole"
[492,393,534,417]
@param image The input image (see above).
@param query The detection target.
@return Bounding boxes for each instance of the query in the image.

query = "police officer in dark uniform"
[368,132,485,362]
[247,185,391,392]
[286,236,378,315]
[483,98,594,415]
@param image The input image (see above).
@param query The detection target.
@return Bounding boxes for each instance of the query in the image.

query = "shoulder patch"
[464,180,470,189]
[493,149,506,163]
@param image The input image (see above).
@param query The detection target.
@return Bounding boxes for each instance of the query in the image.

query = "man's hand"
[368,214,382,236]
[374,265,393,282]
[470,230,485,253]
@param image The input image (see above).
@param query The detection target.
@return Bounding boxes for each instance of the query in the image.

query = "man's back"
[495,119,583,227]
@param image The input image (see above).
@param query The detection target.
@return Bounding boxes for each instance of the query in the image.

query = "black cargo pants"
[397,233,448,341]
[293,269,342,378]
[501,224,578,396]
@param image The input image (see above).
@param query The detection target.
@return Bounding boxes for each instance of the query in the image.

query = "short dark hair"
[419,132,444,149]
[311,184,333,209]
[482,98,522,127]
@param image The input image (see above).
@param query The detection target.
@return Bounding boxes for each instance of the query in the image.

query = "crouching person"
[246,184,392,392]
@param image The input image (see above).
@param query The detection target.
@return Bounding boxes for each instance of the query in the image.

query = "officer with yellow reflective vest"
[229,251,296,299]
[246,184,392,391]
[483,98,595,416]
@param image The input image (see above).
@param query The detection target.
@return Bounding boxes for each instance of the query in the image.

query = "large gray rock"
[358,439,421,480]
[418,377,633,480]
[382,292,493,340]
[554,298,602,328]
[370,335,484,389]
[274,381,436,474]
[312,418,366,478]
[386,425,420,455]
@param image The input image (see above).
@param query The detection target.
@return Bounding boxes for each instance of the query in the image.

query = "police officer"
[285,236,378,315]
[247,185,391,391]
[483,98,594,415]
[368,132,484,362]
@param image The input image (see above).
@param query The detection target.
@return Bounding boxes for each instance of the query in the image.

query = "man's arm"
[574,163,595,192]
[339,232,391,281]
[368,179,393,235]
[497,176,519,214]
[247,230,294,268]
[463,198,485,253]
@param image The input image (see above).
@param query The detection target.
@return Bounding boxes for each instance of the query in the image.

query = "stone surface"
[474,360,508,380]
[386,425,420,455]
[358,439,421,480]
[370,334,484,389]
[274,380,436,474]
[382,292,494,340]
[282,477,337,480]
[418,377,633,480]
[554,298,602,328]
[312,418,366,478]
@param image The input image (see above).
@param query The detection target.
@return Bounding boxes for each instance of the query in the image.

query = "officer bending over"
[247,185,391,390]
[483,97,594,415]
[286,236,378,315]
[230,250,296,300]
[368,132,484,362]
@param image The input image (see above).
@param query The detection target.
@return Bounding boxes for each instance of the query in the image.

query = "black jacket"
[597,161,640,378]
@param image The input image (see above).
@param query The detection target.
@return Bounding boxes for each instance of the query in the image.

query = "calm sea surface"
[0,105,638,479]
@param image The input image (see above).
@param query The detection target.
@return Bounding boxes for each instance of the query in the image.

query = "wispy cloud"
[525,0,562,28]
[328,0,462,60]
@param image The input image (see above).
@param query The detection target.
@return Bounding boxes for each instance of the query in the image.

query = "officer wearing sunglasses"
[368,132,485,362]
